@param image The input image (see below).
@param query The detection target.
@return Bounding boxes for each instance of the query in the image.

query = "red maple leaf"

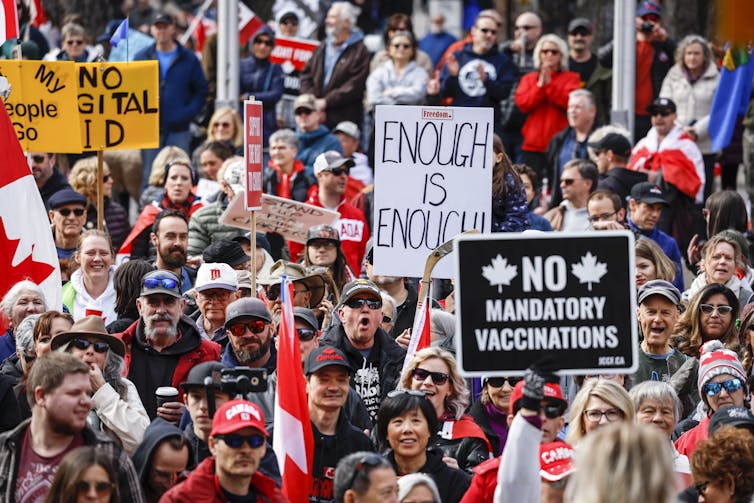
[0,217,55,299]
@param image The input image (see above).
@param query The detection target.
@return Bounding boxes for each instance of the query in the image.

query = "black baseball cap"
[225,297,272,327]
[709,405,754,435]
[294,307,319,331]
[304,346,353,375]
[646,97,676,115]
[152,12,174,25]
[588,133,632,158]
[630,182,668,206]
[180,361,228,391]
[568,18,592,34]
[202,239,250,267]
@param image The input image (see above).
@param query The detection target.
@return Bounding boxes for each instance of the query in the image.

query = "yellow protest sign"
[0,60,81,153]
[77,61,159,150]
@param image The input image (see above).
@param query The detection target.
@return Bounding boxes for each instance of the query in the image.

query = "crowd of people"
[3,0,754,502]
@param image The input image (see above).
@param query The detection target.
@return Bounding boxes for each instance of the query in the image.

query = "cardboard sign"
[372,105,493,279]
[219,193,339,243]
[77,61,159,150]
[269,36,319,71]
[244,100,263,210]
[0,60,81,152]
[454,231,638,376]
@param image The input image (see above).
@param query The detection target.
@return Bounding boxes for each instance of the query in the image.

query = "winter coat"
[491,172,530,233]
[433,414,492,472]
[187,194,247,256]
[440,42,514,111]
[296,126,343,176]
[387,448,470,503]
[62,265,118,323]
[89,377,150,455]
[366,59,428,110]
[546,125,597,206]
[262,160,315,203]
[660,62,720,154]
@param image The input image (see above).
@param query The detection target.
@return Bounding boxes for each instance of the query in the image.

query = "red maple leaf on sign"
[0,217,55,300]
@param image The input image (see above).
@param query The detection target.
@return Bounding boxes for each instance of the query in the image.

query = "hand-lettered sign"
[269,36,318,71]
[244,100,263,211]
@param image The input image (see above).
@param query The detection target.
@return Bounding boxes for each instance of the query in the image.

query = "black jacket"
[387,448,470,503]
[598,167,649,206]
[391,280,418,339]
[468,400,503,457]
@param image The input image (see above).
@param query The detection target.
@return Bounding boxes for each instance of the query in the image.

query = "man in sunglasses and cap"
[162,399,286,502]
[115,270,221,422]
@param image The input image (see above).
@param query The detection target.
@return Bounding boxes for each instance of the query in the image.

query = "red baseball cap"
[509,380,568,415]
[210,399,268,437]
[539,441,575,481]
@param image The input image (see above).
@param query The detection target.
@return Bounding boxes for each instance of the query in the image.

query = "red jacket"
[116,317,220,400]
[515,70,581,152]
[289,190,369,274]
[160,456,290,502]
[459,456,500,503]
[674,415,710,458]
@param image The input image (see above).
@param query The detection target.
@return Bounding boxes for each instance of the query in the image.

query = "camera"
[640,21,654,34]
[203,367,269,418]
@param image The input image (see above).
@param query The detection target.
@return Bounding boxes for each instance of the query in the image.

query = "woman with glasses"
[44,22,100,63]
[62,230,118,324]
[191,108,244,169]
[376,390,471,503]
[674,282,740,359]
[683,233,754,306]
[469,375,520,456]
[565,378,634,446]
[367,30,428,112]
[44,446,119,503]
[52,316,149,454]
[739,304,754,376]
[303,224,355,293]
[690,426,754,503]
[400,347,491,472]
[514,34,581,180]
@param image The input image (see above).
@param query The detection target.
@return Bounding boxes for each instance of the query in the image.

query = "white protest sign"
[219,193,339,243]
[373,105,493,279]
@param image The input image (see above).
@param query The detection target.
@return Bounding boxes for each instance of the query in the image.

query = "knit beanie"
[697,340,747,401]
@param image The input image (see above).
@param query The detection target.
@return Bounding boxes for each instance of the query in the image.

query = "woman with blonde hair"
[565,378,634,446]
[400,347,491,471]
[140,145,192,210]
[191,106,244,166]
[62,230,118,323]
[565,422,675,503]
[635,237,676,288]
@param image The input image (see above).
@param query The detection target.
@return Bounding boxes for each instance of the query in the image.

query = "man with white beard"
[116,270,221,422]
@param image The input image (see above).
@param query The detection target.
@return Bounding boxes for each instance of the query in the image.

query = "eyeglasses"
[343,452,385,491]
[583,408,622,423]
[214,433,266,448]
[254,39,274,46]
[72,339,110,353]
[699,304,733,315]
[57,208,86,217]
[297,328,317,341]
[391,43,411,49]
[541,49,559,55]
[66,39,84,46]
[381,315,393,324]
[325,167,350,177]
[213,121,232,128]
[31,154,47,163]
[22,352,36,363]
[560,178,581,186]
[651,110,671,117]
[102,174,111,183]
[228,320,267,337]
[486,376,523,388]
[412,367,450,385]
[478,27,497,35]
[344,298,382,310]
[515,25,536,30]
[542,404,565,419]
[75,481,114,496]
[309,239,337,249]
[199,289,233,301]
[143,276,179,290]
[702,378,743,397]
[387,389,426,398]
[295,108,313,116]
[589,211,618,223]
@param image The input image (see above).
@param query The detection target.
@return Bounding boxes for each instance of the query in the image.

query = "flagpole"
[179,0,214,46]
[250,211,257,294]
[96,151,104,230]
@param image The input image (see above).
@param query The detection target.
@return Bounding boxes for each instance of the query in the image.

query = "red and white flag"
[273,276,314,503]
[0,98,61,310]
[0,0,19,43]
[402,298,432,374]
[238,2,263,46]
[25,0,46,26]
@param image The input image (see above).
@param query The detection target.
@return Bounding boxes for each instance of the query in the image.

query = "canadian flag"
[273,276,314,503]
[238,2,263,46]
[402,298,431,374]
[0,98,61,310]
[26,0,46,26]
[0,0,19,43]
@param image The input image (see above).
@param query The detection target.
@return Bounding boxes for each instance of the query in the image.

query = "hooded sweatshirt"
[62,265,118,323]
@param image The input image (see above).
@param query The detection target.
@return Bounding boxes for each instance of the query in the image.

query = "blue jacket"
[440,42,514,108]
[629,219,684,290]
[134,41,208,133]
[240,26,283,147]
[296,125,342,175]
[0,330,14,366]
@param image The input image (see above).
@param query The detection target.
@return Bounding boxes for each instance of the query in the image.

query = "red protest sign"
[244,100,263,211]
[269,36,319,72]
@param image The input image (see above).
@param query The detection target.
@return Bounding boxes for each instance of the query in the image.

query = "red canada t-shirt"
[14,428,84,503]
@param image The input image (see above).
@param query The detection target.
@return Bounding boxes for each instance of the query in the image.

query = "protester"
[293,94,343,175]
[565,378,634,446]
[398,473,441,503]
[0,280,47,363]
[48,188,89,263]
[131,418,192,503]
[592,132,646,205]
[491,134,529,232]
[62,230,117,323]
[302,224,356,293]
[469,376,521,455]
[635,238,677,288]
[30,152,71,208]
[333,451,399,503]
[367,30,428,111]
[264,129,315,202]
[43,446,120,503]
[567,18,611,124]
[196,141,233,182]
[544,159,598,231]
[586,189,627,231]
[192,262,239,347]
[739,304,754,375]
[682,233,754,305]
[108,260,155,333]
[690,426,754,503]
[675,282,740,358]
[514,164,553,231]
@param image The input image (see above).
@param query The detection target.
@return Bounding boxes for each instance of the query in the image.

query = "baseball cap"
[141,270,182,298]
[180,361,228,391]
[304,346,354,375]
[233,232,272,255]
[235,270,253,291]
[568,18,592,34]
[339,278,382,306]
[510,380,568,414]
[307,224,340,245]
[225,297,272,327]
[152,12,174,25]
[333,121,361,139]
[630,182,668,205]
[646,97,676,115]
[195,262,238,292]
[637,0,661,18]
[294,306,320,331]
[48,188,87,210]
[709,405,754,435]
[280,11,299,24]
[210,399,268,437]
[539,441,575,481]
[294,94,317,112]
[587,133,631,158]
[637,279,681,306]
[202,239,250,267]
[313,151,355,175]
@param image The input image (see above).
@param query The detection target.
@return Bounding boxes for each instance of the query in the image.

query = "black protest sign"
[454,231,637,375]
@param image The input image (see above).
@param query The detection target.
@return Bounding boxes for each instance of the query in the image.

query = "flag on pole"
[709,45,754,152]
[273,275,314,503]
[0,98,61,310]
[0,0,19,43]
[26,0,45,26]
[401,298,432,374]
[238,2,263,46]
[109,18,128,48]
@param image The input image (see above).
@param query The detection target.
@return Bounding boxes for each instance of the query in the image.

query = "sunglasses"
[589,211,618,223]
[651,110,671,117]
[391,43,411,49]
[542,404,565,419]
[295,108,313,116]
[570,29,590,37]
[412,367,450,385]
[541,48,559,55]
[381,315,393,324]
[297,328,317,341]
[213,121,232,128]
[486,376,523,388]
[478,27,497,35]
[75,481,113,496]
[699,304,733,315]
[31,154,47,163]
[66,39,84,46]
[57,208,86,217]
[702,378,743,396]
[325,167,350,177]
[254,39,274,46]
[102,174,111,183]
[560,178,581,186]
[344,452,385,490]
[214,433,266,448]
[229,320,267,337]
[72,338,110,353]
[515,24,536,30]
[143,276,179,290]
[344,298,382,310]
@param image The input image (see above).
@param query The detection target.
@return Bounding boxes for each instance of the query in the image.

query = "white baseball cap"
[195,262,238,292]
